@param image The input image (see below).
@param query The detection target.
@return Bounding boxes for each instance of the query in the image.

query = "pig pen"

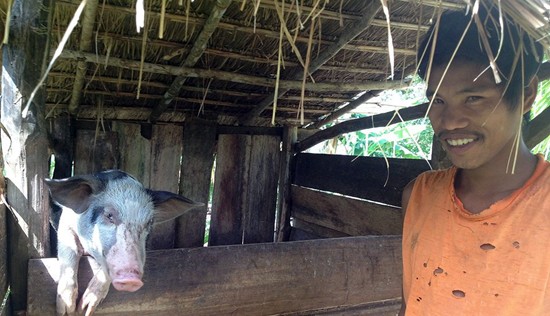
[18,118,431,315]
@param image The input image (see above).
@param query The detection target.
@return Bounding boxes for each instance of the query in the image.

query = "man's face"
[426,62,525,170]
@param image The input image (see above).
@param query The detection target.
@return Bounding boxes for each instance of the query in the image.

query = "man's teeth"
[446,138,475,146]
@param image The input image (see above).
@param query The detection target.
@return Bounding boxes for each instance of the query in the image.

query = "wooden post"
[0,162,9,315]
[276,126,297,242]
[1,0,52,311]
[177,119,216,248]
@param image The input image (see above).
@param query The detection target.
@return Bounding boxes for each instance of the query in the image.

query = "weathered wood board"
[27,236,402,315]
[291,185,403,237]
[210,133,281,245]
[147,124,185,249]
[1,0,52,310]
[177,119,216,248]
[294,154,431,206]
[74,130,119,174]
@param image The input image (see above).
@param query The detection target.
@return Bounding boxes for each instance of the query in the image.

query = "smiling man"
[399,3,550,316]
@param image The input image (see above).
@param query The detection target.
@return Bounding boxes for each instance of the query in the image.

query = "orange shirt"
[403,155,550,315]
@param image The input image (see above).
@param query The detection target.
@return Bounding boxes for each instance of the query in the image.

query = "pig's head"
[45,170,203,292]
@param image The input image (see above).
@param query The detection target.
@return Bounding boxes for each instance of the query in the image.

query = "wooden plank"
[290,218,349,240]
[282,298,401,315]
[148,124,184,249]
[177,119,216,248]
[209,134,244,245]
[294,154,431,206]
[242,134,281,243]
[0,203,8,315]
[291,185,403,236]
[27,236,402,315]
[74,130,119,174]
[112,122,151,184]
[1,0,52,310]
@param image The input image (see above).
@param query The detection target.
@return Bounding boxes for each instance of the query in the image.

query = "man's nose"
[437,104,469,131]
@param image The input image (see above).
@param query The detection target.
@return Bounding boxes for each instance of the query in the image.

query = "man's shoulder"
[415,167,455,185]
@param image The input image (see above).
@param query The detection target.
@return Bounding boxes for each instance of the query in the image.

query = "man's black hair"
[417,3,543,109]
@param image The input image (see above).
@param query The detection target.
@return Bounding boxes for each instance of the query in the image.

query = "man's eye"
[431,97,444,104]
[466,96,482,103]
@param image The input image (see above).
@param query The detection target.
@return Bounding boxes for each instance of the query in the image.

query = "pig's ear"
[44,176,102,214]
[148,190,204,224]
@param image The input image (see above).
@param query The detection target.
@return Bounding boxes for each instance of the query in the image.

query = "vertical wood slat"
[148,124,183,249]
[242,134,281,243]
[210,134,244,245]
[177,119,216,248]
[74,130,119,174]
[210,134,281,246]
[1,0,52,311]
[276,126,297,241]
[112,122,151,184]
[0,177,8,315]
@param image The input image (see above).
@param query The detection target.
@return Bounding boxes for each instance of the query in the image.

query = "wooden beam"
[291,185,403,236]
[239,1,383,124]
[49,72,353,102]
[68,0,98,114]
[150,0,232,123]
[27,236,402,315]
[58,50,407,92]
[296,102,429,152]
[310,90,382,129]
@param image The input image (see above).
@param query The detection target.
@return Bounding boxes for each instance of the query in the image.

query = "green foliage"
[531,80,550,160]
[336,118,434,159]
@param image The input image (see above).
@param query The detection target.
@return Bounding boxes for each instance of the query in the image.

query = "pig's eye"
[105,212,115,223]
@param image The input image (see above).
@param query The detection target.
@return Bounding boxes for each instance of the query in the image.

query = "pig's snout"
[111,270,144,292]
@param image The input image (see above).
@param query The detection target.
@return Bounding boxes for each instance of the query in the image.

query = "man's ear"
[523,76,539,114]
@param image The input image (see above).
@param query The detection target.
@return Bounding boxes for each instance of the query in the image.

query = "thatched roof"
[2,0,550,127]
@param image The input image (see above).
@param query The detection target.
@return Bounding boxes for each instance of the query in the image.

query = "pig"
[45,170,204,316]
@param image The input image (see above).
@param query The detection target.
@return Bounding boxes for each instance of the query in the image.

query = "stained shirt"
[402,155,550,315]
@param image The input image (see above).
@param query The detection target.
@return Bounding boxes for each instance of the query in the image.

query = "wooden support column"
[177,119,216,248]
[1,0,52,311]
[276,126,297,242]
[0,160,8,315]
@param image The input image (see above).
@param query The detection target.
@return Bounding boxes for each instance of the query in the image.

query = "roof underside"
[26,0,550,127]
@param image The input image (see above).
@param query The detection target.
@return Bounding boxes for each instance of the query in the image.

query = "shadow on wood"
[27,236,402,315]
